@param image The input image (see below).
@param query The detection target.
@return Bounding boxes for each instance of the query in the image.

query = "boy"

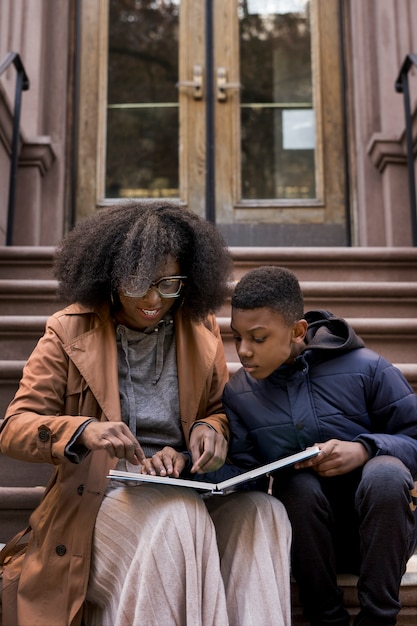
[223,265,417,626]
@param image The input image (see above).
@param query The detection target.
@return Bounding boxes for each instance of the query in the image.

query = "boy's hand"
[189,424,228,474]
[141,447,188,478]
[295,439,369,476]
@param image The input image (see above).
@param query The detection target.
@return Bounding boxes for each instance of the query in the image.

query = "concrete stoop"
[291,555,417,625]
[0,246,417,624]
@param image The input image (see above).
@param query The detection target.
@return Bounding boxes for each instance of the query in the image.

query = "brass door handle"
[176,65,203,100]
[217,67,241,102]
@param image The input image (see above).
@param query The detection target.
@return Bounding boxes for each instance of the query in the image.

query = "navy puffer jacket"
[222,310,417,479]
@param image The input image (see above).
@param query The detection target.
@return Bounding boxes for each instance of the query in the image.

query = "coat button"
[77,484,85,496]
[38,428,50,442]
[295,422,305,430]
[55,544,67,556]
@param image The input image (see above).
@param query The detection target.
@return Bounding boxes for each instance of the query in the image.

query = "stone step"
[230,246,417,281]
[0,279,63,315]
[0,360,26,417]
[219,317,417,365]
[0,486,46,543]
[292,555,417,625]
[0,452,53,543]
[218,280,417,318]
[0,315,47,359]
[0,444,52,543]
[1,308,417,364]
[0,246,56,279]
[1,276,416,318]
[1,246,417,282]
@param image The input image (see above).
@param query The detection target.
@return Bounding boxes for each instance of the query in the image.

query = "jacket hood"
[303,310,365,354]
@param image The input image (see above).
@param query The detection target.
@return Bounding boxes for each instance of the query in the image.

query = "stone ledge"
[0,83,56,174]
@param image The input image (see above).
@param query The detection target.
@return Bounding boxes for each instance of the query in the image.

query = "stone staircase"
[0,247,62,555]
[0,245,417,624]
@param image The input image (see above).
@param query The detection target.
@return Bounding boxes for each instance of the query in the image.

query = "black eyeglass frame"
[121,275,187,299]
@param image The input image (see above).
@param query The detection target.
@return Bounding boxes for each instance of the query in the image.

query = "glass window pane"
[106,0,180,199]
[238,0,315,200]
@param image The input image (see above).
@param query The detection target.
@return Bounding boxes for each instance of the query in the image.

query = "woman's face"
[116,255,181,331]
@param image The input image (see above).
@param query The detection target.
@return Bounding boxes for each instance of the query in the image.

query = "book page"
[108,447,320,494]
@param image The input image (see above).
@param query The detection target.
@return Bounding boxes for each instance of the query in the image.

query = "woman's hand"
[294,439,370,476]
[140,447,188,478]
[189,424,228,474]
[78,421,145,465]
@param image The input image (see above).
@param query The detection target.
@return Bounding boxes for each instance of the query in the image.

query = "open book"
[108,446,320,494]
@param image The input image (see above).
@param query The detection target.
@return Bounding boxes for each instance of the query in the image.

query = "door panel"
[101,0,348,245]
[106,0,180,199]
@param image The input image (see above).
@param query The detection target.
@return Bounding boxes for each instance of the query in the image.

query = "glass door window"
[106,0,180,199]
[239,0,315,200]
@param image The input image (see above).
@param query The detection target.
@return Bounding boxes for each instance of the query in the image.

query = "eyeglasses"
[121,275,187,299]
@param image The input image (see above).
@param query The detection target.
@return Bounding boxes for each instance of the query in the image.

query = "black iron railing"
[395,54,417,246]
[0,52,30,246]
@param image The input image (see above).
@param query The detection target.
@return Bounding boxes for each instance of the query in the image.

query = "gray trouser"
[273,455,417,626]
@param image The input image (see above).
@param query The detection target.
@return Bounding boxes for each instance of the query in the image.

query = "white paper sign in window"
[282,109,315,150]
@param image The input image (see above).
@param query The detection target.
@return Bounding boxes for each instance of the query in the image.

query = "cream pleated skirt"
[84,484,291,626]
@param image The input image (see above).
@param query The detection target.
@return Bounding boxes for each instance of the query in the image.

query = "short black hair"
[231,266,304,325]
[54,201,233,321]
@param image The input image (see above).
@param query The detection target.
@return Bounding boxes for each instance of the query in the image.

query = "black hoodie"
[304,310,365,353]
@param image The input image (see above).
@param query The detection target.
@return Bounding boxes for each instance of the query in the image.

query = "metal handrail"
[395,54,417,246]
[0,52,30,245]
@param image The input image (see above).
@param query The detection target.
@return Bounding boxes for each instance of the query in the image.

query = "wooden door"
[84,0,348,246]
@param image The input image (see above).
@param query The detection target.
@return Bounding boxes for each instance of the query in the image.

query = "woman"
[0,202,291,626]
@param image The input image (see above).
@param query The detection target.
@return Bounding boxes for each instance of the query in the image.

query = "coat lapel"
[175,312,217,427]
[64,316,122,422]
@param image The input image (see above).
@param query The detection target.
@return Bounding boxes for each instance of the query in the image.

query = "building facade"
[0,0,417,248]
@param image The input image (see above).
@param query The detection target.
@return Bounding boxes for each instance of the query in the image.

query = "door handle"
[176,65,203,100]
[217,67,241,102]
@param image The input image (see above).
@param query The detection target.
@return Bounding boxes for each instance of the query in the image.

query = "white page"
[108,447,320,494]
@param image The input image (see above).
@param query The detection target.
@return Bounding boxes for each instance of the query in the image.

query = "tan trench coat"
[0,304,230,626]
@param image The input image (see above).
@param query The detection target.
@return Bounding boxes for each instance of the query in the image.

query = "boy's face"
[231,307,307,379]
